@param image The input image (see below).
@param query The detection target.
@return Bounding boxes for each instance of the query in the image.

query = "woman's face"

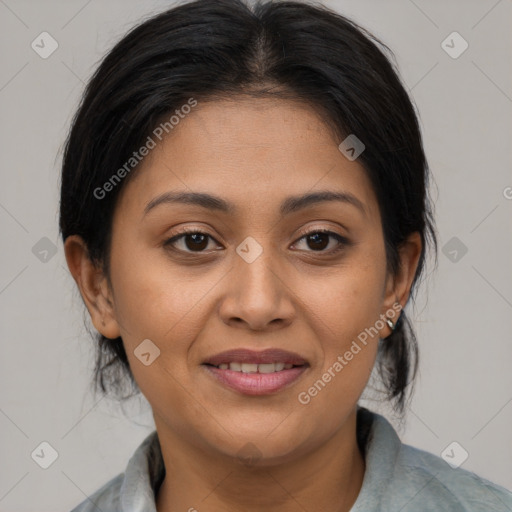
[88,97,417,464]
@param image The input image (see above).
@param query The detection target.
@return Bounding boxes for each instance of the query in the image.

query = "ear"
[64,235,121,339]
[380,231,422,335]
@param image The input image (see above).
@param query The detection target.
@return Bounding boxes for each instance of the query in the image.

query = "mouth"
[203,362,304,372]
[201,348,309,395]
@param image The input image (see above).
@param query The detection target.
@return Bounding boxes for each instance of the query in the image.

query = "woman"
[61,0,512,510]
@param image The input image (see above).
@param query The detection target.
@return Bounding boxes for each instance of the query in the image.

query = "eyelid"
[295,225,347,240]
[292,227,350,252]
[164,226,221,250]
[164,225,349,255]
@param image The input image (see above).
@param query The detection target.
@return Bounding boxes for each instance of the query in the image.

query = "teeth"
[258,363,276,374]
[214,362,299,373]
[241,363,258,373]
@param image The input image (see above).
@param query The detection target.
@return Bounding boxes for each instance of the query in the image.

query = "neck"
[155,408,365,512]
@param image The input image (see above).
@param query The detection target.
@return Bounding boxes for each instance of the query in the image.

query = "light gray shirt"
[70,407,512,511]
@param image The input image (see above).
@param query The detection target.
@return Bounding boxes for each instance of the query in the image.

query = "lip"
[201,348,309,396]
[203,365,308,395]
[202,348,307,366]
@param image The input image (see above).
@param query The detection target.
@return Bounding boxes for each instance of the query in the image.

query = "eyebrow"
[143,190,367,217]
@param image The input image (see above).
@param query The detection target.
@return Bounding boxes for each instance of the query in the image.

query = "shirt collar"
[120,429,165,512]
[350,407,402,511]
[118,406,397,511]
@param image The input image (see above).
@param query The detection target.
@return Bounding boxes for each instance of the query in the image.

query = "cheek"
[293,249,386,413]
[303,254,387,349]
[108,240,216,355]
[107,253,211,406]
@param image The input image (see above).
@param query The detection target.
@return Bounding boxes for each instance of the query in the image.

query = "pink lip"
[203,365,308,395]
[203,348,307,366]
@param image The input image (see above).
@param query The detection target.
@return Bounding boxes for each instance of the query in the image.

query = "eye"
[164,227,349,255]
[292,229,349,254]
[164,228,220,253]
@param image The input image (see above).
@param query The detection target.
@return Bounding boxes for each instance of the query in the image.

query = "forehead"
[116,97,380,222]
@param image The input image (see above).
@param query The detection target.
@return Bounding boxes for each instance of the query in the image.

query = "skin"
[65,97,422,512]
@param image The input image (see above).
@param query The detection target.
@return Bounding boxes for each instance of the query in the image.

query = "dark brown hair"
[60,0,437,414]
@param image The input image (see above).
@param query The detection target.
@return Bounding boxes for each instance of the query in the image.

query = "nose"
[218,245,295,331]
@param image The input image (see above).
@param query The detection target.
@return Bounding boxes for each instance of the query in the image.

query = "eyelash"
[164,227,349,256]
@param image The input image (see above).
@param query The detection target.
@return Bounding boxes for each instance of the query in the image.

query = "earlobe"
[64,235,121,339]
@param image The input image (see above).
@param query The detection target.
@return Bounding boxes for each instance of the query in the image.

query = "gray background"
[0,0,511,510]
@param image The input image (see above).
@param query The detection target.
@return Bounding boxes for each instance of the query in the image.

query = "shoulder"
[68,430,163,512]
[69,472,124,512]
[353,408,512,511]
[390,441,512,511]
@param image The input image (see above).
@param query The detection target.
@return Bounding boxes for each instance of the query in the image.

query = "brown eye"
[164,230,219,253]
[164,228,349,256]
[182,233,209,251]
[306,232,330,250]
[293,230,349,254]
